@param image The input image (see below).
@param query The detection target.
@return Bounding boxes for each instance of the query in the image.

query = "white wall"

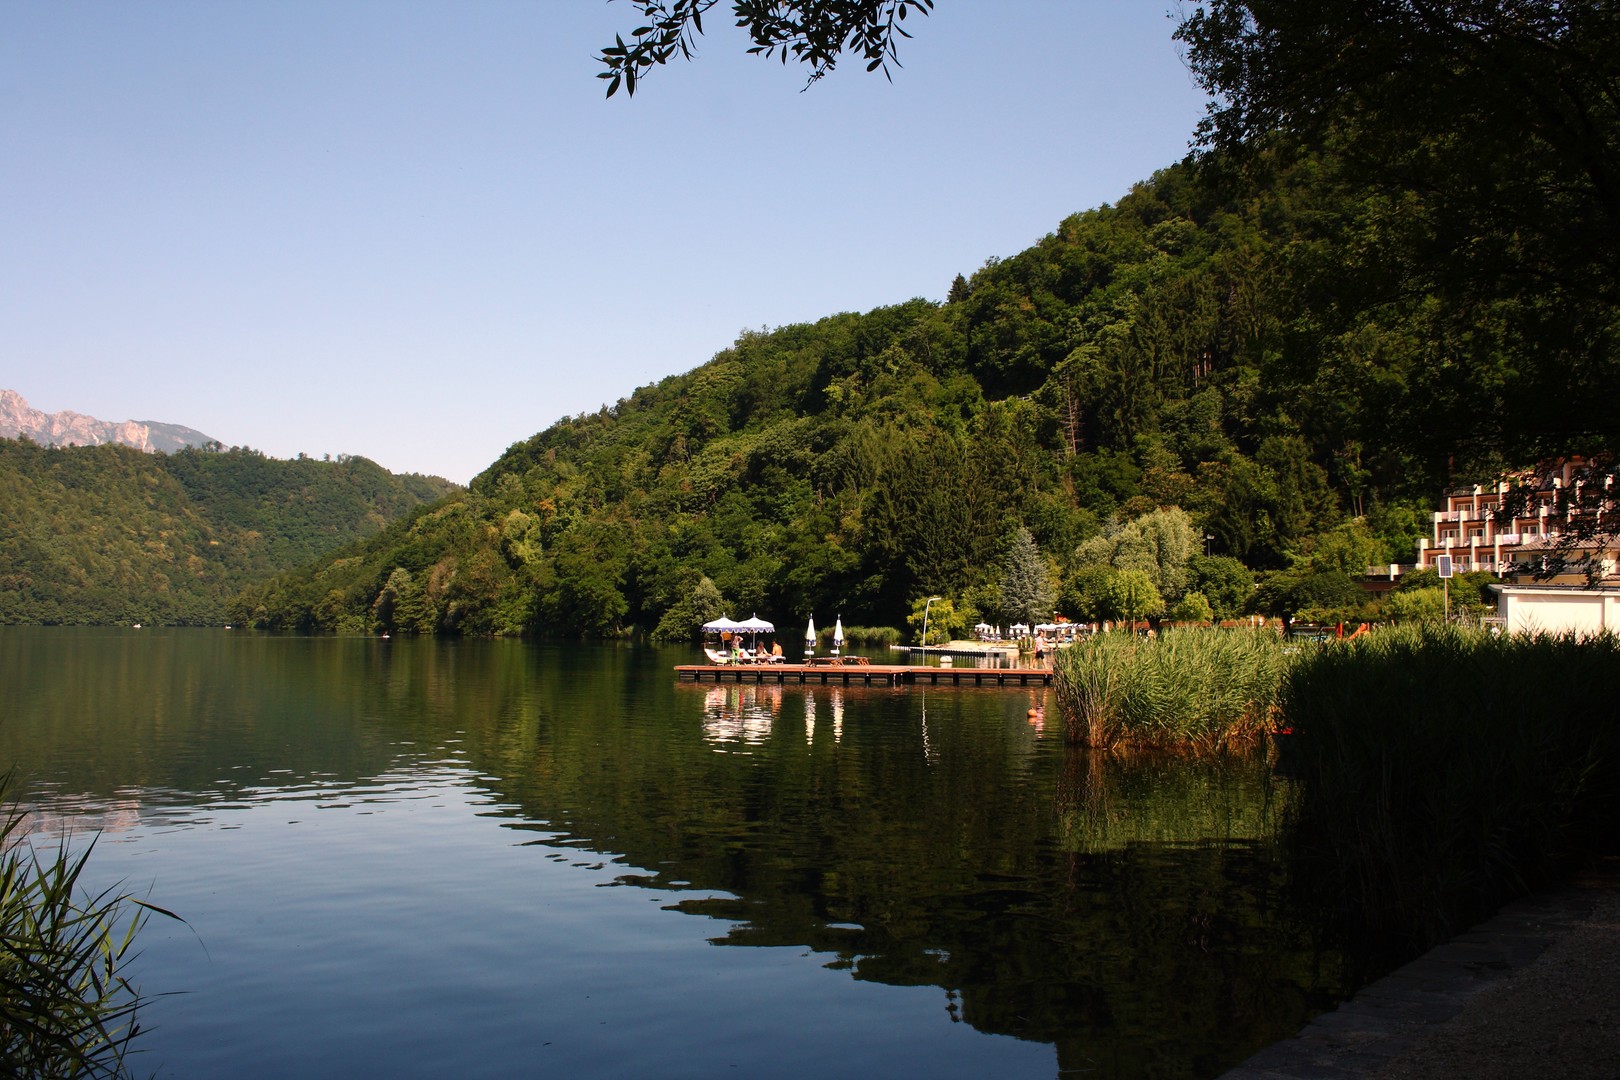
[1497,588,1620,637]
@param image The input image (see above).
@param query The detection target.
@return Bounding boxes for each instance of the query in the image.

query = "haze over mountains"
[0,389,218,454]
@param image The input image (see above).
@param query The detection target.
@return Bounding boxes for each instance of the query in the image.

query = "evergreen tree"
[997,527,1055,626]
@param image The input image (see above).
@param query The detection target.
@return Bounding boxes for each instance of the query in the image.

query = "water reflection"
[697,683,783,747]
[17,795,145,838]
[0,630,1349,1079]
[693,684,859,750]
[1057,750,1285,852]
[802,686,848,745]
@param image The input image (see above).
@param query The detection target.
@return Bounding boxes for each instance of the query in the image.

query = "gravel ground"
[1224,857,1620,1080]
[1370,860,1620,1080]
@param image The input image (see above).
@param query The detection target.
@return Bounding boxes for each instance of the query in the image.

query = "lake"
[0,628,1349,1078]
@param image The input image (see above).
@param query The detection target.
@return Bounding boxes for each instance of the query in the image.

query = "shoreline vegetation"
[1279,625,1620,959]
[0,774,176,1078]
[1052,628,1286,751]
[1056,623,1620,965]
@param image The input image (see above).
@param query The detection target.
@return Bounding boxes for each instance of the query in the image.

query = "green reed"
[838,625,901,648]
[1052,629,1287,751]
[0,777,174,1078]
[1279,625,1620,955]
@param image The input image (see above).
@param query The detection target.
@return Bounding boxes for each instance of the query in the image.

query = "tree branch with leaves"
[598,0,934,97]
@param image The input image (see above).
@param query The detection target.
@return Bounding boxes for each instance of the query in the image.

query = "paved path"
[1223,857,1620,1079]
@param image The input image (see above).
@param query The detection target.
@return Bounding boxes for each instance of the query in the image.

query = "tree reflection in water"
[0,633,1350,1079]
[663,675,1344,1077]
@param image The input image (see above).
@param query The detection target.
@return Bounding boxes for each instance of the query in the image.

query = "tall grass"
[1052,629,1288,751]
[1280,625,1620,955]
[1058,623,1620,962]
[0,779,171,1077]
[837,625,901,649]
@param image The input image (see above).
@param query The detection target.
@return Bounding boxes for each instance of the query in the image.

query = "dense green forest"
[0,440,456,625]
[231,139,1539,638]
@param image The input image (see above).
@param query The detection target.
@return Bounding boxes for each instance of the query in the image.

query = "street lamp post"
[921,596,942,659]
[1205,533,1214,557]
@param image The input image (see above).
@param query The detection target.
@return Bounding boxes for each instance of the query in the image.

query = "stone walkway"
[1222,857,1620,1079]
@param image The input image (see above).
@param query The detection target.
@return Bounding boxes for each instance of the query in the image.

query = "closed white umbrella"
[804,616,816,658]
[832,616,844,657]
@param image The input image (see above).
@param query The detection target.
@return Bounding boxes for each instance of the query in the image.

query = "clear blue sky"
[3,2,1210,484]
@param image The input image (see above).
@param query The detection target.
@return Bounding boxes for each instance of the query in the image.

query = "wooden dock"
[674,663,1053,687]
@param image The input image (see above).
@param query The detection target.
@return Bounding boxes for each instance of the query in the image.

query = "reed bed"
[0,777,173,1078]
[1280,625,1620,955]
[838,625,901,649]
[1052,629,1287,751]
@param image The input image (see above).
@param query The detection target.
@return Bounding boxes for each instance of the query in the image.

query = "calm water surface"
[0,628,1348,1078]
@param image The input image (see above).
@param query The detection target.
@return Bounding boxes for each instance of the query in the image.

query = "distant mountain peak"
[0,389,218,454]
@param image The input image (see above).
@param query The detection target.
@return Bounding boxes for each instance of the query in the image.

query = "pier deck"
[674,663,1053,687]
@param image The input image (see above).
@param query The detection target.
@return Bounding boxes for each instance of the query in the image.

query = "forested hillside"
[231,144,1534,638]
[0,440,456,625]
